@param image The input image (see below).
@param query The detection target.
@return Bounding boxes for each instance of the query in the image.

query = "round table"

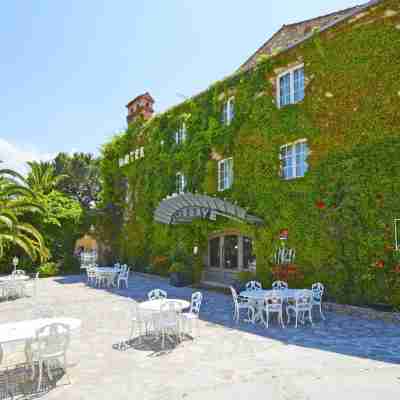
[239,289,310,323]
[140,299,190,313]
[239,288,305,301]
[0,275,30,282]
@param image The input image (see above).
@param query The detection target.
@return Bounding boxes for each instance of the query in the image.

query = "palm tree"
[26,161,67,195]
[0,168,49,262]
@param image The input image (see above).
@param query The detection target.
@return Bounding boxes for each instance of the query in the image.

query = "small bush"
[38,262,59,277]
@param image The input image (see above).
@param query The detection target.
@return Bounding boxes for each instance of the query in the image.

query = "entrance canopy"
[154,193,264,226]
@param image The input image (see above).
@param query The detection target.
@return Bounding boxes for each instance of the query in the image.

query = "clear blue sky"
[0,0,363,172]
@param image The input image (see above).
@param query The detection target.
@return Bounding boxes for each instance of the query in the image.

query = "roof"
[126,92,154,108]
[239,0,382,71]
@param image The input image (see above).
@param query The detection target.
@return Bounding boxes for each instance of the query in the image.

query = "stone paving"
[1,273,400,399]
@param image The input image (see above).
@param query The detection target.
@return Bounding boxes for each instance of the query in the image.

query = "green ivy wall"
[99,0,400,307]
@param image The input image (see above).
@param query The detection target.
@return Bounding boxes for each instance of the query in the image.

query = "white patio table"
[0,275,30,282]
[140,299,190,313]
[0,317,81,365]
[94,267,117,288]
[239,289,304,323]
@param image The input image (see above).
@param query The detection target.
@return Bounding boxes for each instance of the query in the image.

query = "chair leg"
[320,304,325,320]
[309,310,314,326]
[37,361,43,391]
[295,312,298,329]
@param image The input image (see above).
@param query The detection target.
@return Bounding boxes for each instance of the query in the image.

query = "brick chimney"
[126,92,155,125]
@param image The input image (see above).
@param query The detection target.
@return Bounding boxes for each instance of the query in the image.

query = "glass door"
[223,235,238,269]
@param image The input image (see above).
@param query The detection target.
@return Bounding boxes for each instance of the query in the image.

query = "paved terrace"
[1,273,400,399]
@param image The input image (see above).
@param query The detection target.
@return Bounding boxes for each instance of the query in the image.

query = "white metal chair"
[4,281,25,299]
[148,289,167,301]
[286,290,313,328]
[28,323,71,390]
[158,301,181,349]
[230,286,255,323]
[181,292,202,337]
[25,272,39,298]
[129,301,153,343]
[271,280,288,290]
[245,281,262,291]
[311,282,325,320]
[274,247,295,265]
[86,267,97,286]
[263,291,285,328]
[117,267,130,289]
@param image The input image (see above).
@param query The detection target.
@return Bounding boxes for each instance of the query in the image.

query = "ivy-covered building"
[99,0,400,306]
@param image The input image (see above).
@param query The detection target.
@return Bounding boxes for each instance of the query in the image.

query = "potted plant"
[169,262,188,287]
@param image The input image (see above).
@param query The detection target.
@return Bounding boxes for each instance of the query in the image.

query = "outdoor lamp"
[193,246,198,256]
[12,256,19,273]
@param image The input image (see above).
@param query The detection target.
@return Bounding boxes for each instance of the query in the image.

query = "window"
[176,172,186,194]
[280,140,309,180]
[243,236,256,269]
[218,158,233,191]
[175,122,186,145]
[277,65,305,108]
[222,97,234,125]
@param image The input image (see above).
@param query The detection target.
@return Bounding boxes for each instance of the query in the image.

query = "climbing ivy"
[99,0,400,307]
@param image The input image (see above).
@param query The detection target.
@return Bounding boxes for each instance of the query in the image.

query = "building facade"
[99,0,400,305]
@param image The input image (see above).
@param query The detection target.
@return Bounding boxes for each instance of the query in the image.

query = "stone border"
[325,302,400,324]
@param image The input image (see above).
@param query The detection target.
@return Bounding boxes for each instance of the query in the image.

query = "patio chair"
[245,281,262,291]
[129,301,152,343]
[117,267,130,289]
[311,282,325,320]
[158,301,181,349]
[25,272,39,298]
[181,292,203,338]
[11,270,26,276]
[4,281,25,300]
[264,291,285,328]
[86,267,97,286]
[286,290,313,328]
[230,286,255,324]
[148,289,167,301]
[271,280,288,290]
[28,323,71,391]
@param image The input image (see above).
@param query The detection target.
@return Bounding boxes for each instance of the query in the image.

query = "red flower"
[375,260,385,269]
[394,265,400,274]
[316,200,326,209]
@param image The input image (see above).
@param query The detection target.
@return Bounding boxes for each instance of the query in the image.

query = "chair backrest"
[35,323,70,358]
[159,301,179,326]
[272,280,288,290]
[264,291,284,310]
[245,281,262,291]
[295,290,313,310]
[190,292,203,314]
[311,282,324,301]
[148,288,167,300]
[87,267,97,278]
[12,269,26,276]
[274,247,295,265]
[230,286,239,306]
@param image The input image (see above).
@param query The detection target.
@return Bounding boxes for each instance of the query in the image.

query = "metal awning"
[154,193,264,226]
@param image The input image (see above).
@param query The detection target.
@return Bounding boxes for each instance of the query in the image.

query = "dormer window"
[277,65,305,108]
[176,172,187,194]
[222,97,234,125]
[175,122,187,145]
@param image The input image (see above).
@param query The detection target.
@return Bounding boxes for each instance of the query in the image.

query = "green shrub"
[38,262,59,277]
[169,261,186,274]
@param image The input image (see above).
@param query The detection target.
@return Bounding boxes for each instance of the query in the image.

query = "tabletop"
[0,317,82,344]
[95,267,117,274]
[0,275,30,282]
[240,288,307,300]
[140,299,190,312]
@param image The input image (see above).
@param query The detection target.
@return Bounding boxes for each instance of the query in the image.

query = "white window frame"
[222,97,235,126]
[218,157,233,191]
[175,121,187,145]
[395,218,400,251]
[276,64,305,108]
[176,172,187,194]
[280,139,309,180]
